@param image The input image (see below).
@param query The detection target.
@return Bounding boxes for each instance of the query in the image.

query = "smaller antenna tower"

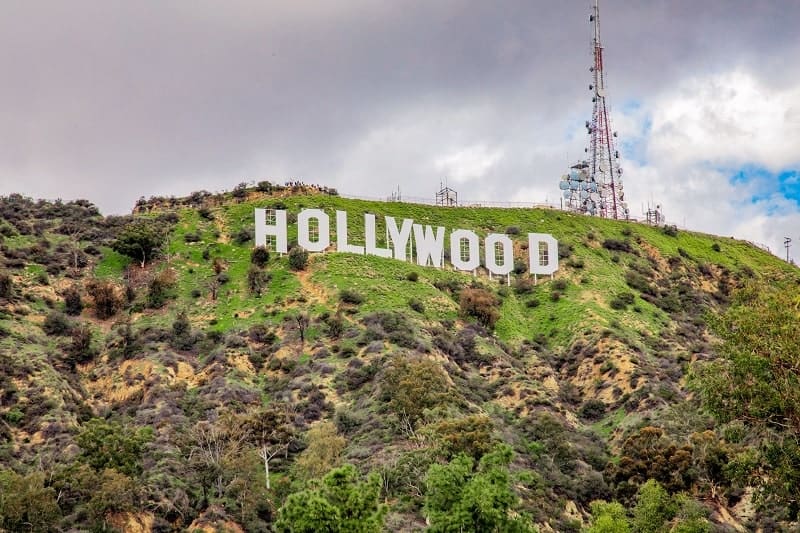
[785,237,792,262]
[388,185,402,202]
[644,202,664,226]
[436,180,458,207]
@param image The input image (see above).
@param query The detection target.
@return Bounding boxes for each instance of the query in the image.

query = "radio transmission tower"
[559,0,628,219]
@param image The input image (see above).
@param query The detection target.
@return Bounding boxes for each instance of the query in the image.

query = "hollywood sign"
[254,208,559,277]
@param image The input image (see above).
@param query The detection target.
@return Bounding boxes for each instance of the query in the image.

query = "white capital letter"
[254,208,288,253]
[413,224,445,267]
[297,209,330,252]
[485,234,514,275]
[450,229,480,271]
[386,216,414,261]
[336,210,365,255]
[528,233,559,275]
[365,214,392,258]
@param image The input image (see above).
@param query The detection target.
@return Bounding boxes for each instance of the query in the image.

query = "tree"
[243,404,296,490]
[423,444,535,533]
[295,312,310,344]
[383,355,451,434]
[112,219,165,267]
[275,464,387,533]
[587,501,631,533]
[76,418,153,477]
[0,469,61,532]
[296,422,346,481]
[632,480,675,533]
[692,279,800,515]
[247,265,270,296]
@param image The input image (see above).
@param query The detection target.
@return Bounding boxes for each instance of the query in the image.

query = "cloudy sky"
[1,1,799,262]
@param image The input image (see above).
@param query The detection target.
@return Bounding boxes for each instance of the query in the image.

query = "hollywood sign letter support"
[254,208,558,279]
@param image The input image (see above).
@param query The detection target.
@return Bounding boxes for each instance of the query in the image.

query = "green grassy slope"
[0,188,795,532]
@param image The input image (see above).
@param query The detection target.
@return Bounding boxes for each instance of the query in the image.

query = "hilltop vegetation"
[0,185,797,532]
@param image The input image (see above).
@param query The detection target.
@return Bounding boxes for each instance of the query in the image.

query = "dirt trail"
[295,268,329,304]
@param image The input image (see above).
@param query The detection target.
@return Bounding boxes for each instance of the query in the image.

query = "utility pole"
[784,237,792,262]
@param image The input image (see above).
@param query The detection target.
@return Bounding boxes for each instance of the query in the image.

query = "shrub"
[339,289,365,305]
[288,246,308,271]
[609,298,628,310]
[513,276,534,295]
[405,271,419,282]
[42,311,73,336]
[526,298,540,308]
[550,291,561,302]
[505,225,521,235]
[711,242,721,252]
[602,239,634,253]
[662,224,679,237]
[183,232,201,243]
[552,278,568,291]
[408,298,425,313]
[247,265,271,296]
[0,271,12,299]
[256,180,273,193]
[459,287,500,329]
[251,246,270,267]
[147,269,177,309]
[63,286,83,315]
[579,399,606,420]
[86,279,123,319]
[513,259,528,275]
[234,227,253,244]
[198,207,214,220]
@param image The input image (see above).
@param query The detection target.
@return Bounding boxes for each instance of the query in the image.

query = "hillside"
[0,184,798,532]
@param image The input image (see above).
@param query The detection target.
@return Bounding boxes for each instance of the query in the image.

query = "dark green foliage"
[339,289,365,305]
[711,242,721,252]
[692,279,800,516]
[183,231,201,243]
[552,278,568,291]
[408,298,425,313]
[171,311,195,350]
[288,245,308,271]
[275,464,387,533]
[383,355,451,429]
[111,219,166,266]
[662,224,679,237]
[405,271,419,282]
[77,418,153,476]
[250,245,270,267]
[423,445,535,532]
[579,399,607,421]
[609,297,627,310]
[232,182,249,199]
[505,225,521,235]
[42,310,72,336]
[63,285,83,315]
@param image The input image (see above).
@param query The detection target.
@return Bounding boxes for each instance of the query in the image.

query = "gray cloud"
[1,1,799,260]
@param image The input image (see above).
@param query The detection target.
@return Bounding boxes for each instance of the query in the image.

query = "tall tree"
[112,219,165,267]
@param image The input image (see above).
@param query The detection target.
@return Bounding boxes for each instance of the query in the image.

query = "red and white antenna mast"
[588,0,626,219]
[559,0,628,219]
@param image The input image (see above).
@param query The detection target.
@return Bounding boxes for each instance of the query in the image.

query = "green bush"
[288,246,309,271]
[339,289,364,305]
